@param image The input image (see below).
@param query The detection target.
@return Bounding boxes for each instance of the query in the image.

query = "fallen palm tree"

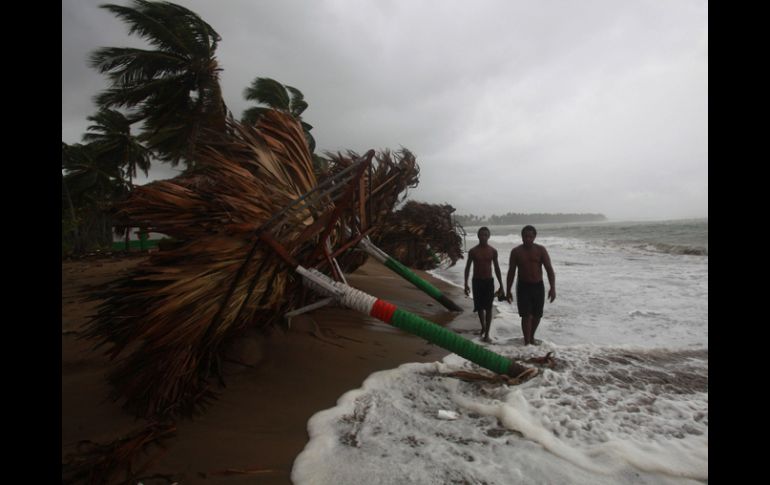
[374,200,464,270]
[83,111,325,418]
[82,112,435,419]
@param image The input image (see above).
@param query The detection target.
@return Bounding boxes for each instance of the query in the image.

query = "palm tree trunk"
[125,159,133,251]
[104,212,110,249]
[62,176,82,254]
[186,70,227,167]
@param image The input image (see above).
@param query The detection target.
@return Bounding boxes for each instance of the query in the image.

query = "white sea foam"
[293,345,707,484]
[293,221,708,484]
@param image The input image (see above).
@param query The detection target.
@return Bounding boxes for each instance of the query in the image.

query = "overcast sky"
[62,0,707,221]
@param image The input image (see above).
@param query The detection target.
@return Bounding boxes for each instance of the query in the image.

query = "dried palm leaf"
[445,368,539,386]
[323,148,421,273]
[61,421,176,485]
[82,109,426,419]
[524,351,557,368]
[82,111,320,418]
[374,201,464,270]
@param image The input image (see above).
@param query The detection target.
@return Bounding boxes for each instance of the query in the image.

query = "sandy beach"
[62,254,472,484]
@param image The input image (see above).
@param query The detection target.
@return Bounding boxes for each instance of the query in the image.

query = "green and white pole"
[358,237,463,312]
[297,266,533,379]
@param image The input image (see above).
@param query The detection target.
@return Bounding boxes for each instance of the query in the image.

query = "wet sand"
[62,255,475,484]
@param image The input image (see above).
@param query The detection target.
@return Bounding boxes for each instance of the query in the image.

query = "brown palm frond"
[62,421,176,485]
[374,201,464,270]
[81,110,319,418]
[445,368,538,386]
[81,109,425,419]
[324,148,421,272]
[524,351,557,368]
[324,148,420,226]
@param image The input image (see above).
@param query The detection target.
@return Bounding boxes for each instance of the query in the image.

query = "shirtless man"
[464,227,504,342]
[505,225,556,345]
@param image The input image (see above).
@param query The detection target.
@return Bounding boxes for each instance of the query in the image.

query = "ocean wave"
[632,243,707,256]
[629,310,663,318]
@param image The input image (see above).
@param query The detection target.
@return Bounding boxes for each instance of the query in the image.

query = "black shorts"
[472,278,495,312]
[516,281,545,318]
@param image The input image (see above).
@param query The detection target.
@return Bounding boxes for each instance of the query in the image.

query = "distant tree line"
[453,212,607,225]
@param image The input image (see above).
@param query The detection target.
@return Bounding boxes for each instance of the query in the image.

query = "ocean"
[292,219,708,484]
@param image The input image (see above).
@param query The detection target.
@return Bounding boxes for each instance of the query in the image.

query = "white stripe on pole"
[297,266,377,314]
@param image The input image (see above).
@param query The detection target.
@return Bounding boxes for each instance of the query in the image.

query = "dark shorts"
[472,278,495,312]
[516,281,545,318]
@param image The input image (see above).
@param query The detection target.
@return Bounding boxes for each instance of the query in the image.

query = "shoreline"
[62,255,474,483]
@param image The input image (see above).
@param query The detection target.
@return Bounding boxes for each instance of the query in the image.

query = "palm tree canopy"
[62,142,127,206]
[83,108,152,181]
[89,0,227,167]
[242,77,315,153]
[243,77,310,117]
[243,78,291,114]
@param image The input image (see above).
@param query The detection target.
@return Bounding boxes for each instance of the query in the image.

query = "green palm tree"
[62,142,128,253]
[62,143,125,207]
[89,0,227,168]
[83,108,152,249]
[62,143,82,254]
[83,109,152,189]
[242,77,316,154]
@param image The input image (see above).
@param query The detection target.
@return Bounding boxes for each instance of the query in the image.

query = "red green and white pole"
[296,266,533,379]
[358,237,463,312]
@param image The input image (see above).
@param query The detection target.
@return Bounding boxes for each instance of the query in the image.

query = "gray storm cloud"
[62,0,707,220]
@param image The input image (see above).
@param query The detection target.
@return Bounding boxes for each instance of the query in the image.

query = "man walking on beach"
[506,225,556,345]
[464,227,504,342]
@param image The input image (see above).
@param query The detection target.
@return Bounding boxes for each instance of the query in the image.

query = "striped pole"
[358,237,463,312]
[297,266,532,379]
